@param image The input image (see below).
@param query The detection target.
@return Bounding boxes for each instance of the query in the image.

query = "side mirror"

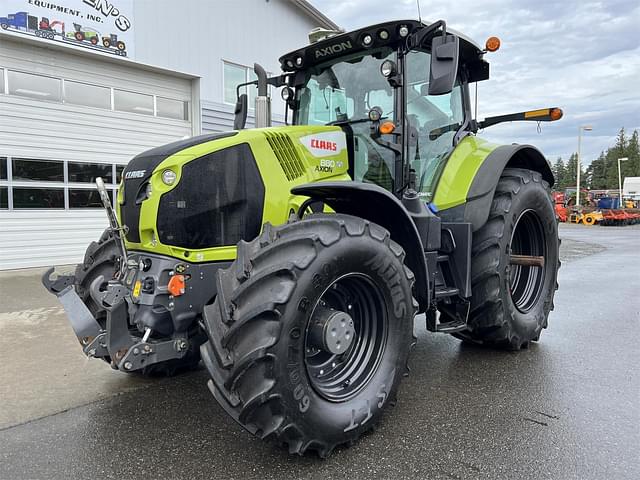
[428,34,459,96]
[233,93,248,130]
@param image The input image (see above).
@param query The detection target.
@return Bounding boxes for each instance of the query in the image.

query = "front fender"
[291,182,429,312]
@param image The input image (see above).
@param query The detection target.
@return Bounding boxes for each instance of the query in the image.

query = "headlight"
[162,169,177,185]
[281,86,293,101]
[380,60,397,78]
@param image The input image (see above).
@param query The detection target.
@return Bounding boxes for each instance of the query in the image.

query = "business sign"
[0,0,135,58]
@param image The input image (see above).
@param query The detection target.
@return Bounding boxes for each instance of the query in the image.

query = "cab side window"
[405,50,465,199]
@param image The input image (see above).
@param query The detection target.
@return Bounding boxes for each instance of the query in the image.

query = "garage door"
[0,37,198,270]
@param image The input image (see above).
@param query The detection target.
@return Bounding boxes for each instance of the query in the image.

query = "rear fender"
[439,144,554,231]
[291,182,429,312]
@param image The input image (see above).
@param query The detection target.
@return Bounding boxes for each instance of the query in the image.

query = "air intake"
[264,131,305,181]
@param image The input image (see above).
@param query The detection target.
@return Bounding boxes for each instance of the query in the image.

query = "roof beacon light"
[485,36,501,52]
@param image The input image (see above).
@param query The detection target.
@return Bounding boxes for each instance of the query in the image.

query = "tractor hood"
[118,126,350,261]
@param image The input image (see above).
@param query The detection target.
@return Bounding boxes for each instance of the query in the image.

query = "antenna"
[416,0,422,23]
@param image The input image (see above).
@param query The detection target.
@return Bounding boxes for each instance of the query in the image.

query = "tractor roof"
[280,19,489,83]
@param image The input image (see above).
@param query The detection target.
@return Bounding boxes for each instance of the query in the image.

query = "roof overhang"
[288,0,341,31]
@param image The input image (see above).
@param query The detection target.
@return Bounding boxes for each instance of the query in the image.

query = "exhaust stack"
[253,63,271,128]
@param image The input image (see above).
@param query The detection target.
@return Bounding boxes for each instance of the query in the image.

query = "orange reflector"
[379,121,395,135]
[550,108,563,120]
[524,108,550,119]
[167,274,186,297]
[485,36,501,52]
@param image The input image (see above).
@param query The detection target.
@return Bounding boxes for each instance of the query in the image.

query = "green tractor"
[43,19,562,456]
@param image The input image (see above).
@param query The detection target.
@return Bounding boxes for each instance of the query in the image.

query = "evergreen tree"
[564,152,582,191]
[586,152,608,189]
[552,157,566,188]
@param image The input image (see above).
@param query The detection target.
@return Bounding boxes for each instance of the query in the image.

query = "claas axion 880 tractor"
[44,19,562,456]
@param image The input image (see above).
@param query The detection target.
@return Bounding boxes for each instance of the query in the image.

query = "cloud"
[309,0,640,163]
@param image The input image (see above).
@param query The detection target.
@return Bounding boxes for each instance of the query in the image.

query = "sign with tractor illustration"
[0,0,134,58]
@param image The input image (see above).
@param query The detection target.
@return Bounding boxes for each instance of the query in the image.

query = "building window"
[8,70,61,102]
[68,162,113,184]
[69,188,113,208]
[116,165,125,183]
[223,61,270,108]
[114,89,154,115]
[64,81,111,110]
[157,96,189,120]
[223,62,246,104]
[12,187,65,209]
[0,156,124,210]
[3,69,188,120]
[12,158,64,182]
[0,187,7,209]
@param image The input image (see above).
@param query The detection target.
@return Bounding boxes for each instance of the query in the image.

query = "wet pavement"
[0,224,638,479]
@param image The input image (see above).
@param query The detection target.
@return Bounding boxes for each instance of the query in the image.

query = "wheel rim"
[509,209,547,313]
[304,273,388,402]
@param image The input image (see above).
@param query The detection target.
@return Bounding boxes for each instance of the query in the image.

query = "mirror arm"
[406,19,447,51]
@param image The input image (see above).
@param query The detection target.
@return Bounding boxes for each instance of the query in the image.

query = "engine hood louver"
[264,131,305,181]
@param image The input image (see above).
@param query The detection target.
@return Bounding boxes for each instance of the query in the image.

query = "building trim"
[288,0,341,31]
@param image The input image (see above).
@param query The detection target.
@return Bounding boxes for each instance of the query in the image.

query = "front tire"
[201,214,417,457]
[454,168,559,349]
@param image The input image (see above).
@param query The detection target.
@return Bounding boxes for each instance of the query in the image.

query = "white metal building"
[0,0,337,269]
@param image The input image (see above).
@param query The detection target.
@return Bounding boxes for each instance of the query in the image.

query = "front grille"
[264,131,305,181]
[156,143,265,250]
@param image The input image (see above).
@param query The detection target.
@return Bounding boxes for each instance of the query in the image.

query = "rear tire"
[75,230,201,376]
[453,168,559,349]
[201,214,417,457]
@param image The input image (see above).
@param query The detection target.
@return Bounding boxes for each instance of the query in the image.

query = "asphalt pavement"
[0,224,638,479]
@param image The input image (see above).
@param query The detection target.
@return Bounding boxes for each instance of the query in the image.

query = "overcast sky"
[310,0,640,164]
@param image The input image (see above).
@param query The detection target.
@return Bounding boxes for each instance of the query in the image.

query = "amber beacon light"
[485,36,501,52]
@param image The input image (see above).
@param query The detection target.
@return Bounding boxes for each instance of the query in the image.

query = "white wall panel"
[0,39,196,270]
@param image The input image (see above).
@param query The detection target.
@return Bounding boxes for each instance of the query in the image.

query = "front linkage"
[42,178,192,372]
[43,267,191,371]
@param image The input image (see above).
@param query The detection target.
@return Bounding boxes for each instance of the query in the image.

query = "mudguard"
[439,143,554,231]
[291,181,429,312]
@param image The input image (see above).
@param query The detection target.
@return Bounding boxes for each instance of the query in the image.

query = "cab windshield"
[294,48,465,198]
[295,48,398,191]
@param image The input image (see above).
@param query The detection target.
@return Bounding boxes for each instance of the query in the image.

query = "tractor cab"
[278,20,487,200]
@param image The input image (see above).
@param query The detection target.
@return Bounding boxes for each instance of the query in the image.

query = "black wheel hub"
[509,209,547,313]
[308,305,355,355]
[304,274,388,402]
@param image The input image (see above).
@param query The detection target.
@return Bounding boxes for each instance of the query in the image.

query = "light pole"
[618,157,628,209]
[576,125,593,207]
